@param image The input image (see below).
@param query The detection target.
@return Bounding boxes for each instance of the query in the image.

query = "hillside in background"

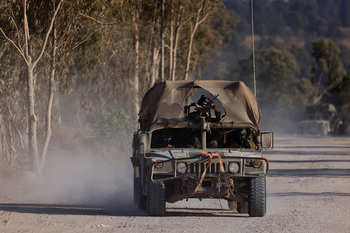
[201,0,350,132]
[204,0,350,80]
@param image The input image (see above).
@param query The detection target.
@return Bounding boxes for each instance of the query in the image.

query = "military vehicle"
[298,103,341,135]
[131,81,273,217]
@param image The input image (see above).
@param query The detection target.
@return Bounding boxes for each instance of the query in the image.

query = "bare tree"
[183,0,213,80]
[160,0,165,81]
[0,0,64,174]
[170,4,184,81]
[132,7,141,115]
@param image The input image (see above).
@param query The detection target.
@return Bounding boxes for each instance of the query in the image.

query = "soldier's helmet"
[197,95,210,106]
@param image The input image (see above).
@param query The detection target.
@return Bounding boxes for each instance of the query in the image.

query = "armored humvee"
[131,81,273,217]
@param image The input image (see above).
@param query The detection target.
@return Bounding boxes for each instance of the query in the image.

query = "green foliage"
[311,39,347,103]
[295,78,315,105]
[87,105,136,146]
[237,48,314,132]
[289,45,314,80]
[239,48,301,103]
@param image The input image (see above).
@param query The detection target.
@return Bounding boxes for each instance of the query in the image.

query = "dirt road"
[0,135,350,232]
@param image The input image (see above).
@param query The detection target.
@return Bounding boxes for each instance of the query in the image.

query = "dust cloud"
[15,92,140,214]
[0,115,140,215]
[258,101,304,134]
[40,150,133,208]
[0,87,142,215]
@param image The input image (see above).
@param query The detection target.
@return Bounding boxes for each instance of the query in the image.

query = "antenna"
[250,0,256,97]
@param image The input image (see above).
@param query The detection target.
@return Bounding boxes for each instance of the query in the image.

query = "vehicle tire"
[147,181,166,216]
[237,202,248,213]
[133,176,141,206]
[134,168,147,211]
[139,193,147,211]
[227,201,236,211]
[248,177,266,217]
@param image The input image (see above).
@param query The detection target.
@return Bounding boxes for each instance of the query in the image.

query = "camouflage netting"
[139,81,261,132]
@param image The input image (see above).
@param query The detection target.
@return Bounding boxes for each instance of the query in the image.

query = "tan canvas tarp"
[139,80,261,132]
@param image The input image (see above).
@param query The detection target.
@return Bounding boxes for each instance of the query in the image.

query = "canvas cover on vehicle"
[139,80,261,132]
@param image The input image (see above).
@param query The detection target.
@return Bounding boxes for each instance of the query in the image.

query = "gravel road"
[0,135,350,232]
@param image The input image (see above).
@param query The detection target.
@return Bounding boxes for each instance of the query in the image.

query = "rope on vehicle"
[189,152,233,197]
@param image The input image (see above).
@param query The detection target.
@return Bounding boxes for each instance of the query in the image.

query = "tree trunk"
[160,0,165,81]
[184,1,209,81]
[184,25,195,81]
[151,47,159,87]
[27,65,40,174]
[40,24,57,171]
[132,10,140,115]
[172,5,183,81]
[1,0,63,175]
[169,1,174,81]
[25,0,63,175]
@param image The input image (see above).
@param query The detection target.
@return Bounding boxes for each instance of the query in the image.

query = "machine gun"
[185,94,220,122]
[199,94,219,115]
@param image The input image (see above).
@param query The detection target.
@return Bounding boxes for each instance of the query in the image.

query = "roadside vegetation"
[0,0,232,174]
[0,0,349,175]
